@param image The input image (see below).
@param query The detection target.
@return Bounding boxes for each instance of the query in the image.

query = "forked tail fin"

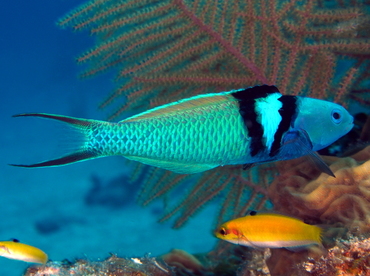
[10,113,100,168]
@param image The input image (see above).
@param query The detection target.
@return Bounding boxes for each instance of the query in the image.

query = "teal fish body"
[90,97,249,173]
[12,85,353,174]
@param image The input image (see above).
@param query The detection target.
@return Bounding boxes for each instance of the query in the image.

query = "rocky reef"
[299,235,370,276]
[23,254,173,276]
[22,235,370,276]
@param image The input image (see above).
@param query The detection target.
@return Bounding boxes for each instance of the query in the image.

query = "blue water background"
[1,1,216,275]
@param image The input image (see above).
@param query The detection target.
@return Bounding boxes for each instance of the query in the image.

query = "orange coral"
[268,145,370,232]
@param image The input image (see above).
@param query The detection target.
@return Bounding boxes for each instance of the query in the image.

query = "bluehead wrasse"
[0,239,48,264]
[11,85,353,176]
[214,211,322,251]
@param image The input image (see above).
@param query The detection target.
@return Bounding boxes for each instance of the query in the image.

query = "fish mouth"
[343,115,354,133]
[347,116,355,131]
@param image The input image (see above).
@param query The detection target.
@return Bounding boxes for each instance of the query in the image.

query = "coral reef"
[22,233,370,276]
[160,249,206,275]
[239,233,370,276]
[161,245,272,276]
[268,145,370,233]
[23,254,173,276]
[226,247,271,276]
[299,235,370,276]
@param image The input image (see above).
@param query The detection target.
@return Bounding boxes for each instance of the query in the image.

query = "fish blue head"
[294,97,354,151]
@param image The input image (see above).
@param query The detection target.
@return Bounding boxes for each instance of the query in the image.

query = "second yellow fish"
[0,239,48,264]
[215,211,322,251]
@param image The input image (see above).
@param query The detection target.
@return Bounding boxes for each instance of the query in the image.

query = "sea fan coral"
[59,0,370,119]
[268,145,370,233]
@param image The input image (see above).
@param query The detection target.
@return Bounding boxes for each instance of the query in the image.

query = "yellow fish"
[215,211,322,251]
[0,239,48,264]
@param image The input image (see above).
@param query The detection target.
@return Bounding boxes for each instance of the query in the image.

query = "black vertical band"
[269,95,298,156]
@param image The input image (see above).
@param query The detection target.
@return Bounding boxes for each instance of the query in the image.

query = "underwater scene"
[2,0,370,275]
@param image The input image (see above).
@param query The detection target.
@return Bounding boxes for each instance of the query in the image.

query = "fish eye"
[219,228,227,236]
[249,210,257,216]
[331,109,342,124]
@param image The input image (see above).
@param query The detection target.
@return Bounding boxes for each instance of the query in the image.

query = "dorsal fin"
[122,93,232,123]
[122,85,280,123]
[231,85,280,101]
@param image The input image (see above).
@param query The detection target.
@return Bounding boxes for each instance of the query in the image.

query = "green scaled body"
[88,91,249,173]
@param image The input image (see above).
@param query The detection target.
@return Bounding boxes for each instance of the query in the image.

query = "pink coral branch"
[134,75,255,86]
[173,0,269,84]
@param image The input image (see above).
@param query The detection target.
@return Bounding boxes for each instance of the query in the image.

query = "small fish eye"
[219,228,227,236]
[331,109,342,124]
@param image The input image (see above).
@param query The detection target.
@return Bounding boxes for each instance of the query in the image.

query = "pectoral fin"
[280,129,335,177]
[305,151,335,178]
[125,156,216,174]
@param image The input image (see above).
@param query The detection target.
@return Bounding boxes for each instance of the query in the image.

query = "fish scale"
[152,102,241,162]
[92,100,249,165]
